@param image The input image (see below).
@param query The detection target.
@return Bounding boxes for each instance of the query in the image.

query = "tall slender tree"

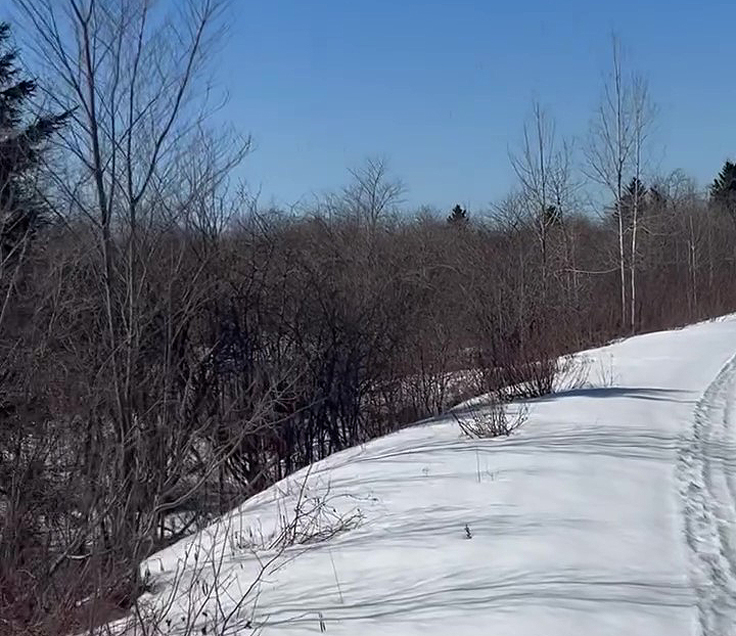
[584,34,655,331]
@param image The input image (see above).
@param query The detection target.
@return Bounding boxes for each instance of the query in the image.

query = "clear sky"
[4,0,735,212]
[211,0,734,212]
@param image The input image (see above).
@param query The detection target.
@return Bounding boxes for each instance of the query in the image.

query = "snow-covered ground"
[125,316,736,636]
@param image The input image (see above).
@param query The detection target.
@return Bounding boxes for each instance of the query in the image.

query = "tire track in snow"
[679,355,736,635]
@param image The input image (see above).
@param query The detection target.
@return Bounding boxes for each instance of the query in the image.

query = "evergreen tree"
[447,204,469,227]
[0,22,70,259]
[616,177,648,229]
[710,160,736,219]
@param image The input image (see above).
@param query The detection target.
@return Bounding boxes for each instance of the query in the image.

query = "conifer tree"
[447,204,469,227]
[710,160,736,220]
[0,21,70,259]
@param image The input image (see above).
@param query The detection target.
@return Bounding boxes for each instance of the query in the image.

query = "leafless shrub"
[554,354,593,392]
[103,520,269,636]
[453,398,529,439]
[594,354,618,388]
[98,467,366,636]
[270,478,365,550]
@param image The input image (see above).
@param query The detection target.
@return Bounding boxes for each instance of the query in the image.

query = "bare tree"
[510,101,554,289]
[628,77,656,330]
[510,101,577,297]
[343,156,405,230]
[584,34,639,329]
[11,0,255,611]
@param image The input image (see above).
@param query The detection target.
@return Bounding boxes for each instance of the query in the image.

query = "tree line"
[1,2,736,633]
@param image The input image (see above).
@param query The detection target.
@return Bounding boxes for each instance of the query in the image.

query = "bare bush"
[100,468,365,636]
[270,479,365,550]
[453,398,529,439]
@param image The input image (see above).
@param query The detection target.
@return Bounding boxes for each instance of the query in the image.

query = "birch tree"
[584,34,654,330]
[628,77,656,330]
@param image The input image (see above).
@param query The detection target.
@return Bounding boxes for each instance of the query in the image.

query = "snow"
[124,316,736,635]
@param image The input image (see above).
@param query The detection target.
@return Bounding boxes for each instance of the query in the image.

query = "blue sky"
[212,0,734,211]
[4,0,735,211]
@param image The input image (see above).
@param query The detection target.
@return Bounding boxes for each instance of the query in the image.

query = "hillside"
[108,316,736,636]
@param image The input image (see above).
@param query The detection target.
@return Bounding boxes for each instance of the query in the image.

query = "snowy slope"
[126,316,736,636]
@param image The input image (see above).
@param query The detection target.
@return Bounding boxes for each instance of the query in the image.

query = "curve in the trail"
[679,355,736,635]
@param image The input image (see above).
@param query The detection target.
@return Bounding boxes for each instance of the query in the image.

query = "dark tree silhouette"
[710,160,736,221]
[447,204,469,227]
[0,21,70,259]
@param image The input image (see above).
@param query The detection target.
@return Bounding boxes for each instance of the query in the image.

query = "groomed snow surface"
[125,316,736,636]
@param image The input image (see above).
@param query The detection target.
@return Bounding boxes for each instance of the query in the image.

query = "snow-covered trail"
[679,351,736,635]
[137,317,736,636]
